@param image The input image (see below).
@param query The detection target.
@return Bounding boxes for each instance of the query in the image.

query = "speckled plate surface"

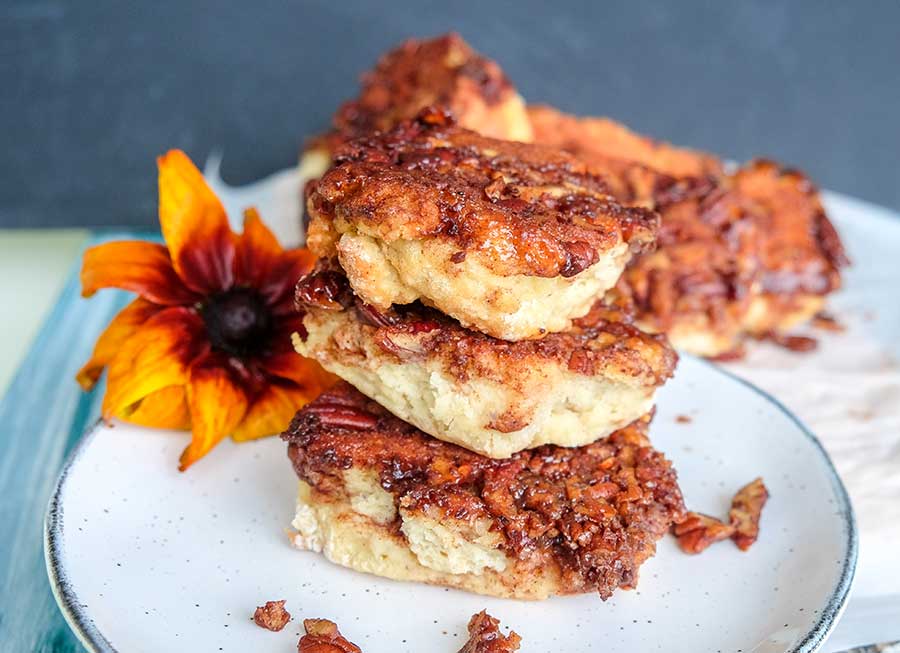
[44,355,856,653]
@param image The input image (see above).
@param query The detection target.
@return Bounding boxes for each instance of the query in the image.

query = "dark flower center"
[201,288,273,357]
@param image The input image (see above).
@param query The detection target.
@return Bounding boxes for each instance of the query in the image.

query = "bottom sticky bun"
[281,382,685,600]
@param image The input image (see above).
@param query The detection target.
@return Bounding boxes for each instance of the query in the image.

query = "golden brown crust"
[282,382,686,599]
[307,108,659,280]
[459,611,522,653]
[528,105,724,179]
[529,106,846,353]
[295,262,676,386]
[731,160,847,296]
[311,33,531,153]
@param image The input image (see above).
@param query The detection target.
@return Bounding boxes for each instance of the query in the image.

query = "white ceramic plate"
[45,355,856,653]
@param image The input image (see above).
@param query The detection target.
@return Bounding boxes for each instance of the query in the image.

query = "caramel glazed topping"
[528,110,848,338]
[283,383,686,598]
[295,260,676,386]
[326,33,518,142]
[308,107,661,279]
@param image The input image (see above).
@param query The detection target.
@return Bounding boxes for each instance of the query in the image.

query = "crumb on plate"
[298,618,361,653]
[459,610,522,652]
[673,512,735,554]
[253,600,291,632]
[730,477,769,551]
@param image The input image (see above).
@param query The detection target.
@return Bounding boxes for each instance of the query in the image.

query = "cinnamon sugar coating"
[312,33,533,151]
[308,108,658,280]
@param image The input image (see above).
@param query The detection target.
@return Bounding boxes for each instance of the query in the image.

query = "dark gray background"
[3,0,899,228]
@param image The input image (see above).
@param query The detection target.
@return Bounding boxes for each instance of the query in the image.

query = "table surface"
[0,231,86,396]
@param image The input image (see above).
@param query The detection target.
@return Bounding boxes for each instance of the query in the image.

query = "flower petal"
[234,207,317,309]
[260,314,336,390]
[81,241,199,305]
[158,150,236,294]
[234,208,279,289]
[102,307,207,419]
[231,380,319,442]
[122,385,191,430]
[77,298,161,390]
[180,352,248,470]
[261,349,336,390]
[266,248,318,313]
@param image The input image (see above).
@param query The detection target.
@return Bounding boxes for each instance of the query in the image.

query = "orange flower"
[78,150,334,470]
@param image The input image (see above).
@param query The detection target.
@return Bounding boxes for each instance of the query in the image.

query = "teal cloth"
[0,235,147,651]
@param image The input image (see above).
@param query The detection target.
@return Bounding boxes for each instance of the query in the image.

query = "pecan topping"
[298,619,361,653]
[560,240,598,278]
[729,477,769,551]
[296,266,354,312]
[284,383,686,599]
[253,600,290,632]
[458,611,522,653]
[355,302,398,328]
[304,402,379,430]
[673,512,735,554]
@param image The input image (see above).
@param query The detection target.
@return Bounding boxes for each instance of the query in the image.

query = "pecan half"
[253,600,290,632]
[298,619,361,653]
[729,477,769,551]
[458,611,522,653]
[305,402,379,430]
[296,267,354,311]
[673,512,735,554]
[811,311,845,333]
[766,332,818,352]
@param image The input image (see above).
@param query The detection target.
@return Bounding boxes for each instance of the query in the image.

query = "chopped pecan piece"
[673,512,735,554]
[253,600,291,632]
[298,619,361,653]
[458,611,522,653]
[765,332,818,352]
[729,477,769,551]
[811,312,845,333]
[304,402,379,430]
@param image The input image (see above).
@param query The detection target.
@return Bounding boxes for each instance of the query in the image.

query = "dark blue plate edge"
[702,358,859,653]
[44,420,119,653]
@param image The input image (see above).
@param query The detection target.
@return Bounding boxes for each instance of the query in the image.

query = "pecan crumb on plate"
[675,477,769,554]
[253,600,290,632]
[811,311,845,332]
[764,332,818,352]
[730,477,770,551]
[298,619,362,653]
[673,512,735,554]
[459,611,522,653]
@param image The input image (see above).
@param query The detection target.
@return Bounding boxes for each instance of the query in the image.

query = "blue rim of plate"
[44,356,859,653]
